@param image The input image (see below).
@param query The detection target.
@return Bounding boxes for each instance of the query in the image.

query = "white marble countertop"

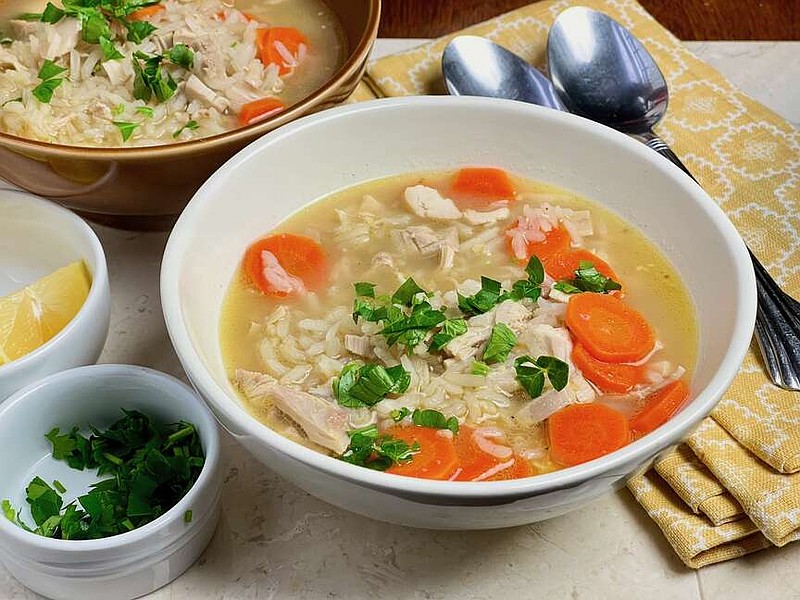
[2,40,799,600]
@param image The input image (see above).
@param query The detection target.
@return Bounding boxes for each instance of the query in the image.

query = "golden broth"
[220,170,698,476]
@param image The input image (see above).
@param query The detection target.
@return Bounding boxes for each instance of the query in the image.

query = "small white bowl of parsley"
[0,364,221,600]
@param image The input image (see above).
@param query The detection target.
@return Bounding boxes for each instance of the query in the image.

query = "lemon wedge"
[0,261,91,365]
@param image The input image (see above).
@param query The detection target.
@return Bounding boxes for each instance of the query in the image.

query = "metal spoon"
[442,36,565,110]
[546,6,800,390]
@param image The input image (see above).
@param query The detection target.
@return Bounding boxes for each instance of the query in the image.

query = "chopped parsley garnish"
[353,281,376,298]
[112,121,137,141]
[172,120,198,138]
[32,59,67,103]
[99,35,124,60]
[556,260,622,294]
[124,19,156,43]
[390,407,411,422]
[1,97,22,106]
[132,50,177,103]
[471,361,491,376]
[41,2,65,23]
[135,105,154,117]
[167,43,194,69]
[411,408,459,434]
[457,256,545,316]
[552,281,582,294]
[2,410,204,540]
[458,276,505,316]
[339,425,418,470]
[514,355,569,399]
[510,255,545,301]
[392,277,426,306]
[483,323,517,364]
[428,318,467,351]
[183,510,193,523]
[352,279,450,350]
[333,361,410,408]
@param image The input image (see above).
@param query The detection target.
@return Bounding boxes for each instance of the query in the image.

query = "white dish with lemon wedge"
[0,189,110,401]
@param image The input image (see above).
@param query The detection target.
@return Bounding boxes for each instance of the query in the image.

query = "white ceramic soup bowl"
[161,97,756,529]
[0,364,221,600]
[0,189,110,402]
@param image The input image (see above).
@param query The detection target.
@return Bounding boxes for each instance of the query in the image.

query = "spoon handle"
[635,131,800,391]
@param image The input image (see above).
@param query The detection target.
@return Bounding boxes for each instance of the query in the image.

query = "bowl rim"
[161,95,757,499]
[0,189,109,379]
[0,364,221,551]
[0,0,381,160]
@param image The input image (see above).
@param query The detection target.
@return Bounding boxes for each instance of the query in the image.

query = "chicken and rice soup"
[0,0,343,146]
[221,168,698,481]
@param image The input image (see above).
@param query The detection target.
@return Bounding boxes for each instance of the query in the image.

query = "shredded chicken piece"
[344,335,371,357]
[102,60,129,86]
[184,74,230,112]
[44,18,81,60]
[403,185,462,221]
[260,250,305,295]
[235,369,350,454]
[444,300,532,360]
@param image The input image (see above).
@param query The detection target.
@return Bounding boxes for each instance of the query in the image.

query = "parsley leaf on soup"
[333,362,410,408]
[124,19,156,43]
[113,121,138,141]
[458,276,507,316]
[353,282,376,298]
[428,317,467,351]
[556,260,622,294]
[339,425,418,470]
[167,43,194,69]
[99,36,124,61]
[483,323,517,364]
[411,408,459,434]
[514,355,570,399]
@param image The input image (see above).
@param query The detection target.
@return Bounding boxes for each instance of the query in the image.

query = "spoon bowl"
[442,36,565,110]
[547,6,668,134]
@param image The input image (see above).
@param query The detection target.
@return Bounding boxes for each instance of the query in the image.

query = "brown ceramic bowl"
[0,0,380,230]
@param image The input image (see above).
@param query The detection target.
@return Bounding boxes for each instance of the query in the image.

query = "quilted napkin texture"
[347,0,800,569]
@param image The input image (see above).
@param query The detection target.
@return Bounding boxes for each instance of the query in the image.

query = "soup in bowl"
[0,0,379,228]
[161,97,756,529]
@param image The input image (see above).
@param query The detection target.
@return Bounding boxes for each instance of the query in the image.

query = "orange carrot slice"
[385,426,459,480]
[543,248,618,283]
[630,380,690,437]
[128,4,165,20]
[451,426,499,481]
[566,293,655,363]
[257,27,309,75]
[482,454,535,481]
[243,233,327,297]
[238,98,285,127]
[572,342,646,393]
[548,403,630,466]
[506,225,572,264]
[451,167,516,208]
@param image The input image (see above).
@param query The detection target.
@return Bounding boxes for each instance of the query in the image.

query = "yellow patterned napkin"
[628,470,770,568]
[654,444,744,526]
[687,419,800,547]
[346,0,800,568]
